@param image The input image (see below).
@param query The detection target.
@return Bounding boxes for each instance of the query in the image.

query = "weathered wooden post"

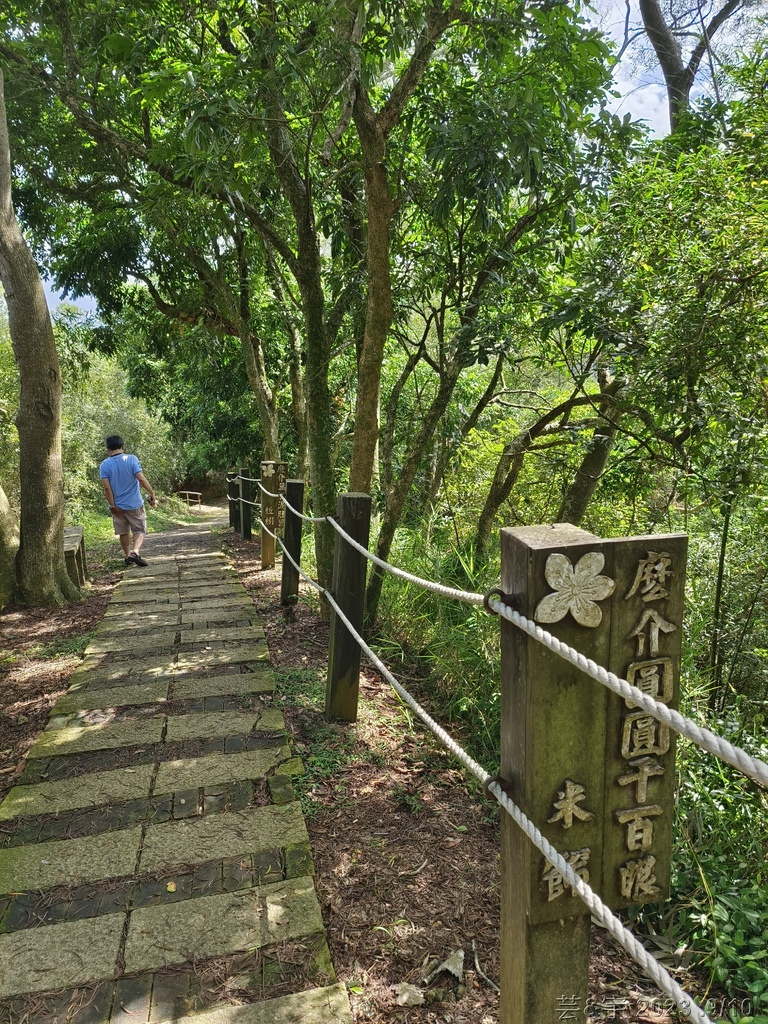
[231,472,242,535]
[276,461,288,535]
[326,493,371,723]
[260,461,288,570]
[241,467,253,541]
[227,472,237,529]
[281,479,305,606]
[260,461,276,569]
[237,467,249,540]
[498,525,686,1024]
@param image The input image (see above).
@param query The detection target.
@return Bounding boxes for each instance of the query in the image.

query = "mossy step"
[149,984,352,1024]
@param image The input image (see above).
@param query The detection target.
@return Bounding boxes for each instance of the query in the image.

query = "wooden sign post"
[275,461,288,535]
[260,461,288,570]
[499,525,686,1024]
[260,462,277,569]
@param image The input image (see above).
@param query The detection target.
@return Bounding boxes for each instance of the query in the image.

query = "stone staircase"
[0,521,352,1024]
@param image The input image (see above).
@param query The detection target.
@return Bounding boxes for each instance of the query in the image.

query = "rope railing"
[321,511,768,791]
[486,597,768,789]
[258,481,326,524]
[268,526,714,1024]
[326,514,486,605]
[227,477,761,1018]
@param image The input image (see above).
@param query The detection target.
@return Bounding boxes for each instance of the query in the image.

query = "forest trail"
[0,518,351,1024]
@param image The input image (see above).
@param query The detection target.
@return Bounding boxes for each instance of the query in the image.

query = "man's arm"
[136,472,157,507]
[101,478,118,512]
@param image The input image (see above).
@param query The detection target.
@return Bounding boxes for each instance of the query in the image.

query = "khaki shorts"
[112,506,147,536]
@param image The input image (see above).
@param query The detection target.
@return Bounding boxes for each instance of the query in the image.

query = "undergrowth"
[374,527,502,769]
[276,668,386,820]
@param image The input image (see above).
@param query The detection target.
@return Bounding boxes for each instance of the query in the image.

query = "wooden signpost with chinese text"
[499,525,686,1024]
[260,461,288,570]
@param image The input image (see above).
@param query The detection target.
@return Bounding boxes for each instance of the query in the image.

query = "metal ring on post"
[483,588,507,616]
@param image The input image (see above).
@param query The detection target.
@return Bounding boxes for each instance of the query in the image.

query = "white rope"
[277,535,324,594]
[259,482,327,524]
[317,583,712,1024]
[280,492,329,525]
[238,497,261,508]
[488,597,768,790]
[321,515,768,786]
[234,474,261,484]
[258,517,278,540]
[326,515,486,606]
[485,782,713,1024]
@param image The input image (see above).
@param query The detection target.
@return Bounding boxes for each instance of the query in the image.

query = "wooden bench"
[177,490,203,507]
[63,526,88,587]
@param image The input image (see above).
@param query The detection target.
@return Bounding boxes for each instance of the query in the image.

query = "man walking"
[99,435,157,567]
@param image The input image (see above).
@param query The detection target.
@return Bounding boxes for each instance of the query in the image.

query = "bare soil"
[0,569,117,802]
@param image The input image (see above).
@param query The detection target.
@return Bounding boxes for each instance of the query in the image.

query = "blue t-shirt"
[99,453,143,509]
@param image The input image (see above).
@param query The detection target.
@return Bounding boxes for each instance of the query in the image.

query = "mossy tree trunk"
[0,65,79,607]
[0,481,18,609]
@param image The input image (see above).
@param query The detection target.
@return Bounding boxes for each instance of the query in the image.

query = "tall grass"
[374,522,502,768]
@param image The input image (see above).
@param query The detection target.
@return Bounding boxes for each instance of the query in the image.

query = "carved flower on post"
[534,552,615,628]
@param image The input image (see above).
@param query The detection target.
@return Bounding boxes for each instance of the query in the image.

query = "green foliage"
[375,517,502,768]
[31,631,95,659]
[276,668,384,819]
[0,307,18,498]
[629,720,768,1011]
[0,300,190,518]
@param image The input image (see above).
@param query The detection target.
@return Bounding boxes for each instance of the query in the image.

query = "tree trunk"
[424,352,506,510]
[239,331,280,461]
[365,354,465,626]
[348,94,395,493]
[709,496,732,713]
[236,235,280,462]
[474,394,600,554]
[262,76,336,588]
[0,481,18,609]
[557,377,624,526]
[0,66,79,607]
[638,0,744,132]
[288,323,309,481]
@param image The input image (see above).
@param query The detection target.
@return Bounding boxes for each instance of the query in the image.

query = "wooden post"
[499,525,603,1024]
[276,462,288,535]
[260,461,276,569]
[498,525,686,1024]
[226,473,237,529]
[326,493,371,723]
[281,479,304,606]
[231,472,241,534]
[241,468,253,541]
[238,467,250,540]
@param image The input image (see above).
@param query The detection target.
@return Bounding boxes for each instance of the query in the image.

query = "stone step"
[151,983,352,1024]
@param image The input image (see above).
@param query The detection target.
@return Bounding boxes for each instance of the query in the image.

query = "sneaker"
[124,557,133,567]
[128,552,148,567]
